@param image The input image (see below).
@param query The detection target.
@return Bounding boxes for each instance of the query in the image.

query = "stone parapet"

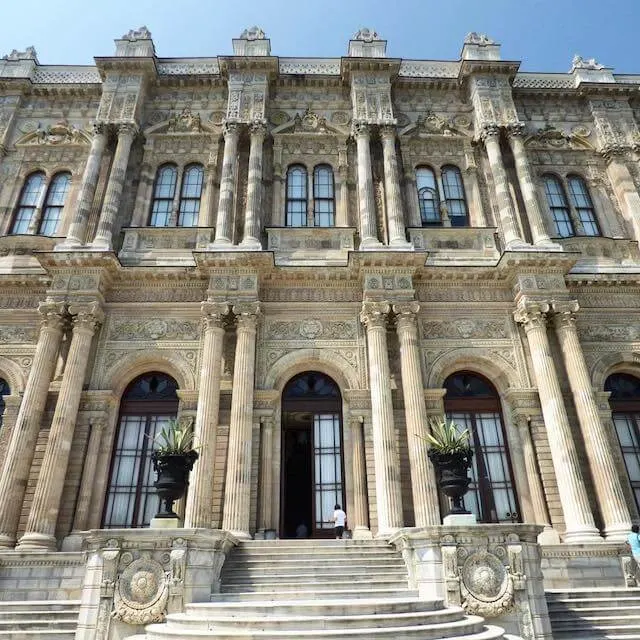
[409,226,500,263]
[76,528,237,640]
[266,227,355,266]
[390,524,551,640]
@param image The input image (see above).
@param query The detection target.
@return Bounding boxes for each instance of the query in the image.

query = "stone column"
[17,303,103,550]
[403,169,422,228]
[184,302,228,529]
[507,126,557,247]
[353,123,381,248]
[72,418,106,531]
[349,416,371,538]
[605,155,640,243]
[92,124,136,249]
[60,124,108,248]
[212,122,240,246]
[222,302,260,538]
[552,300,632,541]
[258,417,274,532]
[241,122,266,249]
[0,302,66,549]
[380,126,410,247]
[337,160,349,227]
[481,126,525,248]
[198,155,218,229]
[360,302,403,535]
[514,300,600,543]
[394,302,440,527]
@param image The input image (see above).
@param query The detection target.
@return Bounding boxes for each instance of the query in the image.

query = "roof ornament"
[121,26,152,41]
[464,32,495,45]
[571,54,605,72]
[240,26,266,41]
[353,28,380,43]
[2,46,37,61]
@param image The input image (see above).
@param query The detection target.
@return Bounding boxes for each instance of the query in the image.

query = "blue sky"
[1,0,637,73]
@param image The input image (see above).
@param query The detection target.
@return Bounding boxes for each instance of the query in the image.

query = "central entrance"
[280,371,345,538]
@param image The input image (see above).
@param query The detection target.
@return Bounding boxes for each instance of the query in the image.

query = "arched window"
[149,165,178,227]
[11,172,46,234]
[443,372,519,523]
[567,175,600,236]
[286,165,308,227]
[441,166,469,227]
[103,373,179,528]
[178,164,204,227]
[39,172,70,235]
[313,165,335,227]
[605,372,640,512]
[543,174,574,237]
[0,378,10,429]
[416,167,440,226]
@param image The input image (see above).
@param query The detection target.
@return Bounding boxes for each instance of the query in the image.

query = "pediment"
[272,109,347,136]
[399,112,469,138]
[15,120,91,146]
[524,125,594,151]
[144,107,216,136]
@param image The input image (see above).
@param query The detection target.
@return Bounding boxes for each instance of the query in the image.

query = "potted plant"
[424,417,474,515]
[150,418,199,520]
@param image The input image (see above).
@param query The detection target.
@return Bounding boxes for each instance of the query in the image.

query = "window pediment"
[15,120,91,146]
[400,111,469,138]
[144,107,217,136]
[272,108,348,136]
[524,125,593,150]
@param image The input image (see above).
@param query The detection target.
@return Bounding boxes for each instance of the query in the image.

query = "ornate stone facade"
[0,24,638,639]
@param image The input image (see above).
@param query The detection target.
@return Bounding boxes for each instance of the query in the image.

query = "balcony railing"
[118,227,214,266]
[266,227,356,266]
[408,227,500,264]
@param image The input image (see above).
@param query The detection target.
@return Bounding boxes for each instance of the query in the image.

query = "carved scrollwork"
[459,550,514,618]
[112,557,169,625]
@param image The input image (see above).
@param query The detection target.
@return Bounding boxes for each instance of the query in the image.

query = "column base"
[604,522,634,542]
[224,529,252,541]
[387,239,414,251]
[238,239,263,251]
[352,526,373,540]
[150,516,182,529]
[537,526,561,545]
[15,532,57,551]
[54,238,84,251]
[0,534,16,550]
[209,238,234,250]
[562,527,603,544]
[443,513,477,526]
[504,240,534,251]
[89,238,113,251]
[359,237,383,250]
[375,527,401,539]
[533,239,564,251]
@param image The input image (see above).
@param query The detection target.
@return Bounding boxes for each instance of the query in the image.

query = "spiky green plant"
[422,416,472,455]
[152,417,199,455]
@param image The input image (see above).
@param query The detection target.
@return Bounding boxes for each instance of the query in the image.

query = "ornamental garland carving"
[578,323,640,342]
[266,319,357,340]
[112,557,168,625]
[108,319,200,341]
[421,319,508,340]
[459,550,514,618]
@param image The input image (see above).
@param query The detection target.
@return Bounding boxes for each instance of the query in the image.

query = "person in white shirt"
[332,504,347,539]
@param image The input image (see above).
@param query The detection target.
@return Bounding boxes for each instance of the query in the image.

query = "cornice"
[458,59,520,83]
[94,56,157,80]
[340,57,402,80]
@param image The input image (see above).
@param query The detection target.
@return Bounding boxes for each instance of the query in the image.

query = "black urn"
[428,448,474,515]
[151,450,199,518]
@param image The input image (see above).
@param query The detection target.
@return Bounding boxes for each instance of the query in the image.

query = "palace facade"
[0,25,639,560]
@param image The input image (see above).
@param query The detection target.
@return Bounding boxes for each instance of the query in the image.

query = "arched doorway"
[605,372,640,513]
[280,371,345,538]
[444,371,520,523]
[102,372,179,528]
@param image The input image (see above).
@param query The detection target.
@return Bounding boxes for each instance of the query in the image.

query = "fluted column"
[360,302,403,535]
[514,300,600,543]
[380,126,410,247]
[212,122,240,247]
[552,300,631,541]
[353,123,381,248]
[92,124,136,249]
[394,302,440,527]
[60,124,108,248]
[241,122,266,249]
[507,126,558,247]
[349,416,371,537]
[222,302,261,538]
[337,161,349,227]
[184,302,229,529]
[605,155,640,243]
[482,126,525,248]
[18,303,103,550]
[258,417,274,531]
[72,418,106,531]
[0,302,66,548]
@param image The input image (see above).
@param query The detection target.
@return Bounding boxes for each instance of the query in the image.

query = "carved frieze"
[578,323,640,342]
[265,319,357,341]
[0,326,38,343]
[15,119,91,146]
[421,318,509,340]
[107,319,200,341]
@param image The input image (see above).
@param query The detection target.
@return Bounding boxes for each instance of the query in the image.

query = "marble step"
[214,588,419,602]
[221,569,408,583]
[0,601,79,638]
[222,561,404,575]
[221,578,410,593]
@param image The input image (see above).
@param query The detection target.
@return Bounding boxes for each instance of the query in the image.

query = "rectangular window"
[313,413,342,530]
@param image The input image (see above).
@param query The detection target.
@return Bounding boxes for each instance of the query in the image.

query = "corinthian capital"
[201,301,230,329]
[513,299,550,331]
[223,121,239,139]
[351,121,370,139]
[551,299,580,330]
[506,122,526,139]
[37,301,67,331]
[360,301,391,329]
[117,122,139,138]
[379,124,397,141]
[233,301,261,330]
[479,124,501,143]
[249,120,268,139]
[69,301,104,334]
[393,301,420,330]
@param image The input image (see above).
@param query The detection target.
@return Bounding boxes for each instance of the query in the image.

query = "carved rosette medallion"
[299,319,323,339]
[459,551,514,618]
[112,557,169,625]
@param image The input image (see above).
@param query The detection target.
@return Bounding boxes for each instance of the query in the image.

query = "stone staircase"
[143,539,513,639]
[547,588,640,639]
[0,600,80,638]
